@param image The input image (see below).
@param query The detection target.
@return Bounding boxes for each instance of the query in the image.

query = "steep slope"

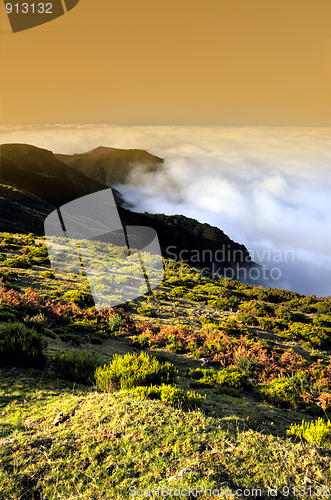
[55,146,163,185]
[0,144,120,207]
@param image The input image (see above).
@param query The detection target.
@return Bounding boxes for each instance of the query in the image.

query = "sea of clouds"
[2,124,331,297]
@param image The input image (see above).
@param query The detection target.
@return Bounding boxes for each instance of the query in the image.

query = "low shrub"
[63,289,94,307]
[71,320,97,334]
[189,366,246,395]
[58,332,82,347]
[95,352,179,392]
[137,306,157,318]
[170,286,186,297]
[239,300,273,317]
[235,354,260,377]
[108,314,125,332]
[255,376,302,410]
[274,306,293,322]
[2,258,31,269]
[23,313,47,331]
[217,366,247,393]
[131,334,150,349]
[44,329,56,339]
[236,312,258,326]
[208,298,237,311]
[0,322,47,368]
[0,310,16,323]
[40,271,56,279]
[133,384,205,409]
[52,350,104,385]
[287,418,331,444]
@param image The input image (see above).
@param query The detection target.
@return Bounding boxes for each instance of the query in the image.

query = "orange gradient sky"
[1,0,331,125]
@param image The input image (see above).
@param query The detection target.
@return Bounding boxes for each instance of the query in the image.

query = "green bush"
[236,312,258,326]
[286,322,330,348]
[217,366,246,392]
[209,298,237,311]
[40,271,56,279]
[189,366,246,395]
[137,306,157,318]
[239,300,273,317]
[59,332,82,347]
[133,384,205,409]
[131,334,150,349]
[170,286,186,297]
[95,352,179,392]
[52,350,104,385]
[274,306,293,322]
[255,376,302,410]
[0,322,47,368]
[63,289,94,307]
[287,418,331,444]
[235,354,260,377]
[0,311,16,323]
[257,317,273,330]
[108,314,125,332]
[2,258,31,269]
[71,320,97,334]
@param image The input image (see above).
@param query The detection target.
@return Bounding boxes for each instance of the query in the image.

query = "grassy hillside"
[56,146,164,185]
[1,233,331,499]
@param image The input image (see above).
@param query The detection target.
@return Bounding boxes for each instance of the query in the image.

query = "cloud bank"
[2,125,331,296]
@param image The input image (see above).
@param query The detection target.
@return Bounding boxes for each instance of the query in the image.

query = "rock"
[52,412,70,426]
[52,412,64,426]
[200,357,212,365]
[0,437,15,446]
[168,467,200,482]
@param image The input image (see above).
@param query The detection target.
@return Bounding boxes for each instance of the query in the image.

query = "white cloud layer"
[1,124,331,296]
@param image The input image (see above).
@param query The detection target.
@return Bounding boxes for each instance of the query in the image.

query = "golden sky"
[1,0,331,126]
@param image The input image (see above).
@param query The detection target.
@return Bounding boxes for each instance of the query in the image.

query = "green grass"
[1,368,331,500]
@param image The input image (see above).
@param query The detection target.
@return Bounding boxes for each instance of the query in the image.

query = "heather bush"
[236,312,259,326]
[95,352,179,392]
[52,350,104,385]
[63,289,94,307]
[0,322,47,368]
[170,286,186,297]
[2,258,31,269]
[208,297,237,311]
[0,310,16,323]
[235,353,260,377]
[239,300,273,317]
[137,306,157,318]
[133,384,205,409]
[131,334,150,349]
[274,306,293,321]
[287,418,331,444]
[255,376,303,410]
[108,314,125,332]
[189,366,246,395]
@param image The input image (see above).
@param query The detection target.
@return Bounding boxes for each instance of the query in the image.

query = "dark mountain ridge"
[0,143,256,275]
[55,146,163,185]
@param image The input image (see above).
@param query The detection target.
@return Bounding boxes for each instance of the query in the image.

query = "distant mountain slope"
[0,144,124,207]
[0,143,256,275]
[55,146,163,185]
